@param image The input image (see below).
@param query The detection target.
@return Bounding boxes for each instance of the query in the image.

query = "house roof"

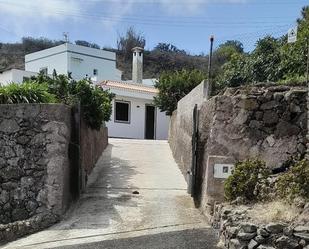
[99,80,158,95]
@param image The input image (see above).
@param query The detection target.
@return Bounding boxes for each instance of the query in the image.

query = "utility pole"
[306,36,309,86]
[204,35,214,99]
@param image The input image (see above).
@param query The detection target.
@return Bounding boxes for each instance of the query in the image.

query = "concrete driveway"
[3,139,218,249]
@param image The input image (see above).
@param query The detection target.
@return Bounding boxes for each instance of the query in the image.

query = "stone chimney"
[132,47,143,84]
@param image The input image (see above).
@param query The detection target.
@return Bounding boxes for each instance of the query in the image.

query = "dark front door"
[145,105,156,140]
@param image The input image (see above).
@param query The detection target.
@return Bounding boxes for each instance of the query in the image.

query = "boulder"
[275,235,299,249]
[241,223,258,233]
[237,232,256,241]
[265,223,286,234]
[248,239,259,249]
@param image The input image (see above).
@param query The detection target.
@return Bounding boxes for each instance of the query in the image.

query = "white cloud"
[0,0,81,19]
[0,0,248,40]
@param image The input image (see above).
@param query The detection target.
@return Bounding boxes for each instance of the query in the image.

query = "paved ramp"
[3,139,218,249]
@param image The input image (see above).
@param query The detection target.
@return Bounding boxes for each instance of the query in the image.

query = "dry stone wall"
[0,104,72,223]
[0,103,109,244]
[169,84,307,213]
[212,203,309,249]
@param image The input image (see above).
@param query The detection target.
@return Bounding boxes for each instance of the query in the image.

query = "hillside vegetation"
[0,35,209,80]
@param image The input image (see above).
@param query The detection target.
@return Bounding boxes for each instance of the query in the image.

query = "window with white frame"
[115,101,130,123]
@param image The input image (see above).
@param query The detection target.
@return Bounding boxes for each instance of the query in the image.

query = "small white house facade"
[100,47,169,140]
[0,43,122,84]
[100,80,169,140]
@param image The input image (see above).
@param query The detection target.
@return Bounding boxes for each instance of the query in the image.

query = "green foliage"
[0,73,114,130]
[216,5,309,89]
[216,53,252,88]
[154,69,205,115]
[75,40,100,49]
[0,82,56,104]
[72,80,114,129]
[276,160,309,201]
[224,159,270,201]
[32,73,72,104]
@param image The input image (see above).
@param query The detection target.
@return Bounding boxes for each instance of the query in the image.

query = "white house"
[0,69,39,85]
[0,43,122,85]
[0,43,169,140]
[100,47,169,140]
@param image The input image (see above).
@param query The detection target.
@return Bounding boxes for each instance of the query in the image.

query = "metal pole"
[306,37,309,87]
[207,35,214,97]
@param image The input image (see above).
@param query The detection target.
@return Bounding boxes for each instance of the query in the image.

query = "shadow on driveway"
[54,228,219,249]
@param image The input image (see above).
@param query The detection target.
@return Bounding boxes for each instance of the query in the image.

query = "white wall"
[25,43,121,81]
[0,69,38,85]
[68,52,119,81]
[106,95,169,140]
[156,110,170,140]
[25,46,69,76]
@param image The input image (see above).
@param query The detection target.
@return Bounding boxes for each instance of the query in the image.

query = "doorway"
[145,105,156,139]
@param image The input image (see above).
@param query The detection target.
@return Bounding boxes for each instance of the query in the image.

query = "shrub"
[0,82,56,104]
[154,69,205,115]
[276,159,309,201]
[224,159,270,201]
[1,74,114,130]
[73,80,114,129]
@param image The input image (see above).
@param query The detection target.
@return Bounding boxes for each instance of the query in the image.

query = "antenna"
[63,32,69,43]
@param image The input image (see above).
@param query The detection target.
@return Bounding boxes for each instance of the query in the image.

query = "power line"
[0,1,296,28]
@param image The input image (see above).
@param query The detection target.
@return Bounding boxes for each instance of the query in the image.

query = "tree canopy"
[154,69,205,115]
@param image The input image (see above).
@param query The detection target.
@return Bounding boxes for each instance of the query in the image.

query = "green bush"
[73,80,114,129]
[276,160,309,201]
[224,159,270,201]
[0,82,56,104]
[0,74,114,130]
[154,69,205,115]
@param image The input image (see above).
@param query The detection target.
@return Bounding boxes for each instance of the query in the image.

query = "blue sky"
[0,0,307,54]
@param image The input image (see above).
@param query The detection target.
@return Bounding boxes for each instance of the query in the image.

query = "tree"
[21,37,63,53]
[75,40,100,49]
[154,69,205,115]
[117,27,146,60]
[251,36,282,82]
[279,6,309,81]
[216,53,252,88]
[153,43,186,54]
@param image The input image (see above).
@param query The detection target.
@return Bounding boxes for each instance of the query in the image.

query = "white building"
[0,43,122,85]
[100,47,169,140]
[0,44,169,140]
[0,69,39,85]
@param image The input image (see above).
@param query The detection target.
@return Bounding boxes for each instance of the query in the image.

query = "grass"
[246,201,302,224]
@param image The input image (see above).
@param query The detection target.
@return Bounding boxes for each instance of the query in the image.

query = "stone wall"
[0,103,108,243]
[212,203,309,249]
[0,104,72,241]
[169,84,307,213]
[80,117,108,189]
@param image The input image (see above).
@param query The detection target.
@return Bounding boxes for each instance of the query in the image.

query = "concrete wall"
[169,84,307,214]
[168,82,205,175]
[107,94,169,140]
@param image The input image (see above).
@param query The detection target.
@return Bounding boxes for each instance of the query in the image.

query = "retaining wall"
[0,103,108,243]
[169,84,307,214]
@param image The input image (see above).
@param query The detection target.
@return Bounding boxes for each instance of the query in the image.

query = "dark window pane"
[115,102,129,122]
